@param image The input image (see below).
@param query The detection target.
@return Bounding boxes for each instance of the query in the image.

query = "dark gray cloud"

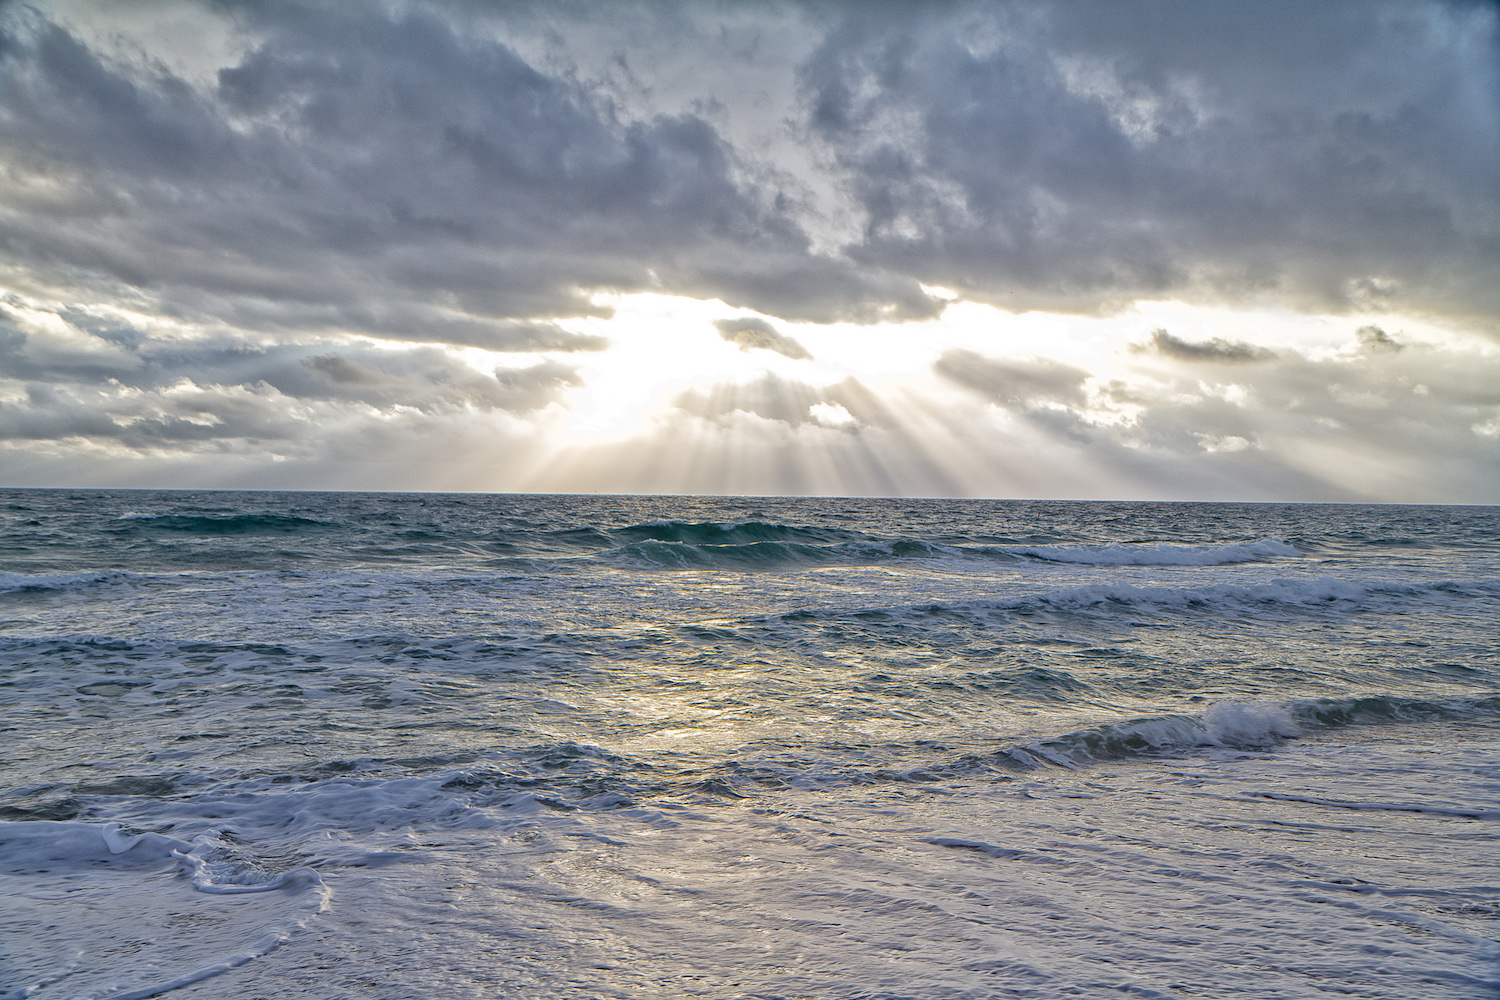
[0,296,580,454]
[6,0,1493,339]
[713,317,811,360]
[1356,325,1404,353]
[0,2,936,343]
[800,1,1500,323]
[1135,329,1275,363]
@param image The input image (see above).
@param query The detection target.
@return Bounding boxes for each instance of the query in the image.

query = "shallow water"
[1,491,1497,998]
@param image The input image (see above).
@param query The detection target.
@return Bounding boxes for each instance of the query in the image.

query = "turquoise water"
[2,491,1497,998]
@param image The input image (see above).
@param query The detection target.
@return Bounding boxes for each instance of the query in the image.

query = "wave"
[602,536,954,570]
[0,820,328,1000]
[598,523,1301,572]
[613,519,857,546]
[605,539,828,569]
[0,570,137,594]
[1000,702,1303,768]
[1292,693,1500,728]
[1247,791,1500,820]
[1007,537,1300,566]
[0,820,325,894]
[760,576,1500,633]
[1001,574,1500,614]
[115,512,335,533]
[991,694,1500,770]
[343,695,1500,802]
[14,694,1493,839]
[1,818,188,870]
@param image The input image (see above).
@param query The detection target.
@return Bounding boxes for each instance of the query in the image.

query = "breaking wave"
[28,696,1491,829]
[995,694,1500,770]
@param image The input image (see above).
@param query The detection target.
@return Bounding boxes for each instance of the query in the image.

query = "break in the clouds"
[1,1,1497,500]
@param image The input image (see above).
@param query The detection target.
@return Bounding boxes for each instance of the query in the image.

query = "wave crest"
[997,694,1500,770]
[612,519,860,546]
[1006,701,1301,768]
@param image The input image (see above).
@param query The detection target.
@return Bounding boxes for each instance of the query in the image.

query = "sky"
[0,0,1497,501]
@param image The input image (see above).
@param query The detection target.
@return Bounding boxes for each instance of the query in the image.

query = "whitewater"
[1,490,1497,999]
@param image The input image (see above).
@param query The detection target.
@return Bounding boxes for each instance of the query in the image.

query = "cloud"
[934,350,1089,410]
[798,1,1500,323]
[713,317,811,360]
[1,2,1498,499]
[0,293,581,461]
[1356,325,1404,353]
[924,331,1500,499]
[10,1,1493,338]
[672,373,884,429]
[6,295,1499,499]
[1135,329,1275,362]
[0,2,936,346]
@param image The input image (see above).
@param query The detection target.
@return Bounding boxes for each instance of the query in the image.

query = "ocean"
[1,490,1497,999]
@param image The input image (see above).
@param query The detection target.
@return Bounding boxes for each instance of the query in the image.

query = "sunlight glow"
[543,292,1477,447]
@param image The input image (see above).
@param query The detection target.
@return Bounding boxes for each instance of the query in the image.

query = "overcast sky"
[1,0,1497,500]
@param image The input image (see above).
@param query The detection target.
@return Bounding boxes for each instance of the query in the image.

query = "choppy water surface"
[2,490,1497,998]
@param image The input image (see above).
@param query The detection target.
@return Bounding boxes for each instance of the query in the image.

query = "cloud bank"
[0,1,1496,499]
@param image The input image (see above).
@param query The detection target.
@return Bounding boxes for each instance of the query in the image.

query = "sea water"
[1,490,1496,999]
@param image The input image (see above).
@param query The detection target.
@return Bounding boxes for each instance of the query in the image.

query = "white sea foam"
[1203,700,1302,744]
[1007,701,1339,768]
[32,723,1488,1000]
[27,696,1488,844]
[0,819,188,868]
[0,820,327,895]
[1001,695,1500,771]
[0,821,329,1000]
